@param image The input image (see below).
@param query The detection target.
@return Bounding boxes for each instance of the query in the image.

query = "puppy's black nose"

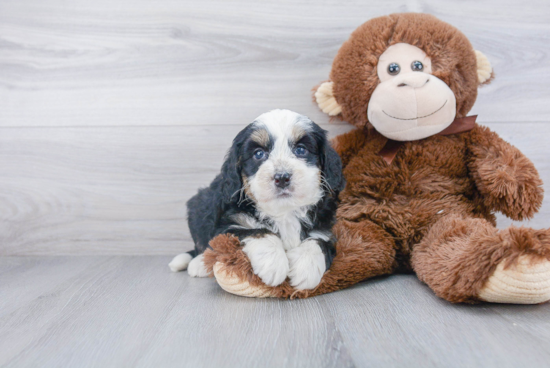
[274,172,292,189]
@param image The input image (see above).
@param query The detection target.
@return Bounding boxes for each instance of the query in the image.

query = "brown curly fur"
[204,219,396,299]
[412,215,550,303]
[203,13,549,302]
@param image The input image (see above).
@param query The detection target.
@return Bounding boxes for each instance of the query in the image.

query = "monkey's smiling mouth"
[382,100,447,121]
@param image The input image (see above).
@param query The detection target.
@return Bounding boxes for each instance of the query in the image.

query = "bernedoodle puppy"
[169,109,345,290]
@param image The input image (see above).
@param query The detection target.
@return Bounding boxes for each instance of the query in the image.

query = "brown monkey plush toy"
[203,13,550,304]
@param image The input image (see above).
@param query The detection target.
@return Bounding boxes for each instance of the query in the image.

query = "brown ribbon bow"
[378,115,478,165]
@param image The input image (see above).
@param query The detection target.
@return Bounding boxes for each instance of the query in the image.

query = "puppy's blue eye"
[254,149,265,160]
[294,146,307,156]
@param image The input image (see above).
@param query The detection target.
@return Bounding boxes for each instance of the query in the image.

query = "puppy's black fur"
[186,119,345,270]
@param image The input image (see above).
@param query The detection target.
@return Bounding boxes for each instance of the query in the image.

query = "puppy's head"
[221,109,345,217]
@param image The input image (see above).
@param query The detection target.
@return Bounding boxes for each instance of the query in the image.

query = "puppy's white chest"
[272,215,303,251]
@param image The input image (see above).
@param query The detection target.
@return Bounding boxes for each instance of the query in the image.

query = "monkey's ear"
[314,82,342,116]
[475,50,493,85]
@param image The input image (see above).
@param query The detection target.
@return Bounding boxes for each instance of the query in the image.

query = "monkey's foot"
[213,262,275,298]
[479,255,550,304]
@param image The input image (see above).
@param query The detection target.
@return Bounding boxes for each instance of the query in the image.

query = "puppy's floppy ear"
[312,125,345,193]
[322,142,345,193]
[220,130,246,203]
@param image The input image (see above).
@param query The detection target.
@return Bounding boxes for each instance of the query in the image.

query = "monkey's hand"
[469,126,543,221]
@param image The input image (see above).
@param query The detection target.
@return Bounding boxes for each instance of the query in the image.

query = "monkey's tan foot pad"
[479,255,550,304]
[213,262,276,298]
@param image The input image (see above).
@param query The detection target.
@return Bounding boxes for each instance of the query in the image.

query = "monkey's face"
[367,43,457,141]
[314,14,493,140]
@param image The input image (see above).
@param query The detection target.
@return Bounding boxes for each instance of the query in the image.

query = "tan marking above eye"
[250,129,270,147]
[291,125,306,143]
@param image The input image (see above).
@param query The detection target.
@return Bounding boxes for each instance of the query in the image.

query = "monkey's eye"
[411,60,424,71]
[294,145,307,157]
[387,63,400,75]
[254,149,266,160]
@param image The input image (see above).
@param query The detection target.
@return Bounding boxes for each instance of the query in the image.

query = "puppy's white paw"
[187,254,210,278]
[287,239,326,290]
[169,253,193,272]
[243,234,289,287]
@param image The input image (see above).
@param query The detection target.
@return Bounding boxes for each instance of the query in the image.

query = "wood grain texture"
[0,123,353,255]
[0,256,548,368]
[0,0,549,127]
[1,122,549,255]
[322,275,550,368]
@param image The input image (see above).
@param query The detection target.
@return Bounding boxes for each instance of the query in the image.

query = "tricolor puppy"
[169,109,345,290]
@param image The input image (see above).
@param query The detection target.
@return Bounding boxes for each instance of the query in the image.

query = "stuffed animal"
[203,13,550,304]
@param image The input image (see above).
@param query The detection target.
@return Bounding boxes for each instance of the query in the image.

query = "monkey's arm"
[468,125,543,220]
[330,128,368,169]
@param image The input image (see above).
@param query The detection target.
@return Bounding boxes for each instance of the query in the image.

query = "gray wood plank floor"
[1,256,550,368]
